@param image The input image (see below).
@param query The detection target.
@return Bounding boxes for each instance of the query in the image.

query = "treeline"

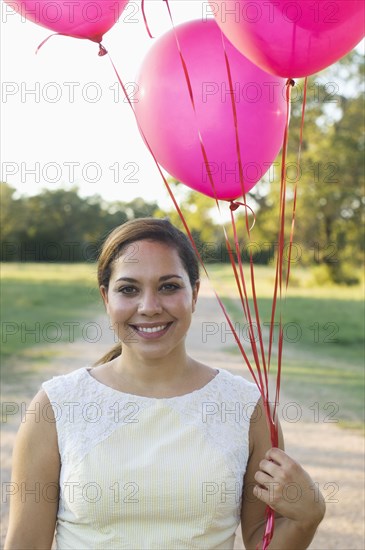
[0,182,278,266]
[0,185,158,262]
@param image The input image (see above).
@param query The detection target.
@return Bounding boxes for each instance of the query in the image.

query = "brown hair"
[94,217,200,366]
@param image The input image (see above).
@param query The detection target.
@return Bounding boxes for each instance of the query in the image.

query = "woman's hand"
[253,447,326,529]
[242,399,326,549]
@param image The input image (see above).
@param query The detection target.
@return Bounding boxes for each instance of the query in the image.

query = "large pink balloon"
[4,0,129,42]
[209,0,365,78]
[134,20,287,201]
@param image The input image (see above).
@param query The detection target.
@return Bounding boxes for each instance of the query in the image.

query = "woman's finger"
[253,483,279,506]
[258,458,281,477]
[265,447,294,467]
[254,470,274,487]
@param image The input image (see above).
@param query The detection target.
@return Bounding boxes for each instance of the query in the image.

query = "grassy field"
[1,263,103,363]
[206,264,365,432]
[1,262,364,431]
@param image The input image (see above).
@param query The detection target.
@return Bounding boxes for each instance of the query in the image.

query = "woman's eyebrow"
[159,274,183,281]
[115,274,183,283]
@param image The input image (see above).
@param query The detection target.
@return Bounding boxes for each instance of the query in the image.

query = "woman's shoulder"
[217,367,260,394]
[40,366,90,403]
[194,363,261,407]
[42,365,86,381]
[15,387,60,460]
[41,365,86,386]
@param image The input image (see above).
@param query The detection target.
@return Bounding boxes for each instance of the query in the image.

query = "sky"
[1,1,364,209]
[1,1,211,208]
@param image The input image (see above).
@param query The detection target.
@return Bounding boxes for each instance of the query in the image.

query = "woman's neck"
[112,346,197,395]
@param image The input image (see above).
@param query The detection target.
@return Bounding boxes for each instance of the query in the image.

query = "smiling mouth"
[130,323,173,338]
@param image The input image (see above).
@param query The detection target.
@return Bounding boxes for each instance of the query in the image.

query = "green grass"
[206,263,365,299]
[226,296,364,364]
[1,263,103,362]
[205,264,365,432]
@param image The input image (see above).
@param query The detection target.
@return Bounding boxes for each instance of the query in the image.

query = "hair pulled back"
[94,217,200,366]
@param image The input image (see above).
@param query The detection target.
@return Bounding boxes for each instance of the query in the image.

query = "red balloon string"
[272,77,308,449]
[221,32,276,413]
[260,507,276,550]
[220,30,269,389]
[228,206,275,550]
[220,31,272,398]
[35,33,107,56]
[266,81,296,474]
[221,29,270,386]
[229,206,267,386]
[220,32,247,215]
[141,0,154,39]
[221,26,283,548]
[251,78,296,550]
[285,77,308,288]
[270,80,295,425]
[35,32,66,54]
[229,201,256,229]
[163,0,224,205]
[267,80,295,371]
[231,195,269,386]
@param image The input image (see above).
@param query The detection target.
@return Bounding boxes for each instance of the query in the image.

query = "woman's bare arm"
[4,389,60,550]
[241,398,325,550]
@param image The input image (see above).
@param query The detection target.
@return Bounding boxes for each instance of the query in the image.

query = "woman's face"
[100,240,199,362]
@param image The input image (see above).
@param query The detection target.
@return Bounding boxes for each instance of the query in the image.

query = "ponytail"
[93,342,122,367]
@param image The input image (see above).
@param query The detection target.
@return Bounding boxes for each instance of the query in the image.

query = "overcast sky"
[1,1,363,209]
[1,1,211,208]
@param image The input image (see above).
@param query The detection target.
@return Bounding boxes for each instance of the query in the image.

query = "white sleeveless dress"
[42,366,260,549]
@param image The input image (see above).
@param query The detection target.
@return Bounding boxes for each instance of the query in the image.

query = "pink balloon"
[209,0,365,78]
[4,0,129,42]
[134,20,287,201]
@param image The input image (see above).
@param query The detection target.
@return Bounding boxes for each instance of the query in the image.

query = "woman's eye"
[118,284,180,294]
[161,283,180,291]
[119,286,138,295]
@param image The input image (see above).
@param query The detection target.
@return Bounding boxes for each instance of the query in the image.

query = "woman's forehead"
[111,240,187,278]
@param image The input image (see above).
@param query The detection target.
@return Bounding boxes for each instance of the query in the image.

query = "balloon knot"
[229,201,257,231]
[98,43,108,56]
[229,201,240,211]
[286,78,295,87]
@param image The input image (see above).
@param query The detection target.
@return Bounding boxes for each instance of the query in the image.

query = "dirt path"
[1,279,364,549]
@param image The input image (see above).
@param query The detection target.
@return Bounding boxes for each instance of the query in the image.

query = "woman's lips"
[129,322,173,339]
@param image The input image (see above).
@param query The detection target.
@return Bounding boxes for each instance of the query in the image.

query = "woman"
[5,218,325,549]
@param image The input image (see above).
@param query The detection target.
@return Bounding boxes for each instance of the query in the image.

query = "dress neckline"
[83,366,221,401]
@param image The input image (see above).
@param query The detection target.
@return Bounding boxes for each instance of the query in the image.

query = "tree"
[248,51,365,283]
[0,185,160,262]
[0,183,28,261]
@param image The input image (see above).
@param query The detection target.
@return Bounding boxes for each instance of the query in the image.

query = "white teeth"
[136,325,167,333]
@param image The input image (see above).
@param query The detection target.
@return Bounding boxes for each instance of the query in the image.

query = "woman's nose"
[137,290,163,315]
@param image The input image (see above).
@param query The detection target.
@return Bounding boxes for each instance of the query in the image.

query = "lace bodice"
[42,366,260,549]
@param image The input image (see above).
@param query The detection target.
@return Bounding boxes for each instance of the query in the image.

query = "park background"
[1,1,364,548]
